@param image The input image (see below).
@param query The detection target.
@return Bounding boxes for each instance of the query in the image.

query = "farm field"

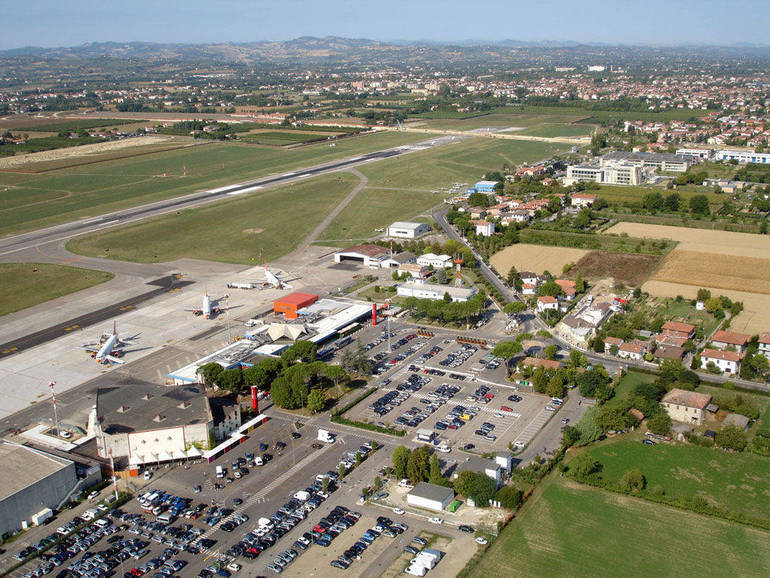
[469,476,770,578]
[596,184,723,206]
[0,130,432,235]
[360,138,569,190]
[66,173,356,264]
[315,187,442,246]
[490,244,590,276]
[570,251,661,286]
[606,223,770,333]
[582,438,770,527]
[0,263,113,316]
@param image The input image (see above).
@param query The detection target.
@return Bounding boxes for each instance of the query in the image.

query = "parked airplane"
[259,263,294,289]
[184,292,229,318]
[81,322,138,364]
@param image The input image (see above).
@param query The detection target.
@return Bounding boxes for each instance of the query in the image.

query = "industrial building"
[601,151,690,172]
[416,253,453,269]
[474,180,499,193]
[676,148,712,162]
[386,221,431,239]
[273,292,319,320]
[0,441,78,537]
[715,149,770,164]
[168,339,265,385]
[406,482,455,512]
[333,244,390,268]
[94,382,235,470]
[396,280,477,302]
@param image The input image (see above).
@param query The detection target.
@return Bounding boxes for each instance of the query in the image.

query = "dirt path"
[289,168,368,256]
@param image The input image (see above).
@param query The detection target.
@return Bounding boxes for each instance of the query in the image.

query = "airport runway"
[0,275,193,360]
[0,139,457,260]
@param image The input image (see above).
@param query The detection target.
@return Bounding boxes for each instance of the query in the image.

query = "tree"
[544,344,558,360]
[506,266,518,286]
[503,301,526,315]
[434,268,447,284]
[468,192,491,208]
[574,208,591,229]
[546,376,564,399]
[492,340,522,360]
[443,291,452,304]
[216,368,244,392]
[592,337,605,353]
[696,288,712,302]
[620,469,646,492]
[664,192,682,212]
[689,195,710,215]
[575,273,585,293]
[532,367,549,393]
[715,426,747,451]
[569,349,587,368]
[643,192,664,212]
[322,364,348,395]
[306,390,325,413]
[538,280,563,298]
[281,340,317,364]
[197,362,223,387]
[337,463,346,478]
[454,471,496,507]
[392,446,410,479]
[428,454,446,486]
[647,412,672,436]
[406,446,431,483]
[569,453,601,480]
[270,377,294,409]
[495,485,522,510]
[562,425,581,447]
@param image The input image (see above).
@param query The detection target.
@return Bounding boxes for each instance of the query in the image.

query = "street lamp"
[49,381,60,436]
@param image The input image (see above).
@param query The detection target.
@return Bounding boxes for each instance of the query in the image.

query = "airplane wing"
[184,307,202,313]
[103,355,125,365]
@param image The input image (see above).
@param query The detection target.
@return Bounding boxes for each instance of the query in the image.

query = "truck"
[215,465,225,478]
[293,491,310,502]
[317,429,336,443]
[227,282,257,290]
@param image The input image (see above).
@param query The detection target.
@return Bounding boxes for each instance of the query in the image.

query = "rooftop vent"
[152,414,166,423]
[177,401,190,410]
[116,405,129,413]
[142,393,153,401]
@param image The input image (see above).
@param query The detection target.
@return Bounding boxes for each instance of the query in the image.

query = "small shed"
[406,482,455,512]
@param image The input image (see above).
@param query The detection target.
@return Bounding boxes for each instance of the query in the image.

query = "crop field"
[67,173,357,264]
[470,477,769,578]
[606,223,770,333]
[0,130,431,235]
[315,187,442,246]
[0,263,113,316]
[0,117,138,132]
[360,138,569,190]
[596,184,723,206]
[582,438,770,527]
[571,251,662,286]
[490,244,590,276]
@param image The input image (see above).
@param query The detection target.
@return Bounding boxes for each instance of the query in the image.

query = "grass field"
[596,184,723,206]
[0,118,138,132]
[490,244,590,276]
[0,131,431,235]
[238,131,334,146]
[571,251,662,286]
[315,187,442,246]
[515,123,595,138]
[415,110,589,131]
[0,263,114,316]
[605,370,657,408]
[360,138,569,190]
[583,438,770,526]
[470,476,770,577]
[66,173,357,264]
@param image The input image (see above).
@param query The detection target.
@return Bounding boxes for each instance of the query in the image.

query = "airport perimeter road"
[0,135,464,260]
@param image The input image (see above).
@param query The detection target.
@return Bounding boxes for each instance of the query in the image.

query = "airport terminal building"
[0,441,78,537]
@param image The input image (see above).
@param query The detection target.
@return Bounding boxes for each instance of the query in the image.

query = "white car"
[143,471,153,480]
[475,537,488,545]
[493,412,504,419]
[513,441,525,449]
[428,517,443,525]
[60,431,72,439]
[87,491,99,501]
[393,508,405,515]
[436,446,451,453]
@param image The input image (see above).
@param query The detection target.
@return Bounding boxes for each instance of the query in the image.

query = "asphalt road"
[0,275,193,361]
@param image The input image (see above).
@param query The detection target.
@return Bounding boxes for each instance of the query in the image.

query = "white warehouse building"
[386,221,431,239]
[416,253,453,269]
[397,281,476,302]
[715,149,770,164]
[406,482,455,512]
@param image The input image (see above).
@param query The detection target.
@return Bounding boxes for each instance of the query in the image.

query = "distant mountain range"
[1,36,768,64]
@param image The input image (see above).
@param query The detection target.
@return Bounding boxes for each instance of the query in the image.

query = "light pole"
[49,381,60,436]
[386,299,392,353]
[224,294,232,344]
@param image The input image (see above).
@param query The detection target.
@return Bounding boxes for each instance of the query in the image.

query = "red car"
[484,393,494,399]
[500,405,514,412]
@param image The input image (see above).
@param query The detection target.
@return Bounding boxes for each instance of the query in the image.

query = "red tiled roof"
[711,330,749,346]
[702,348,741,362]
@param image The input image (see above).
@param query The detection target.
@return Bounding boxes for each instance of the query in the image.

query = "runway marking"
[2,347,18,354]
[64,325,80,331]
[119,305,133,311]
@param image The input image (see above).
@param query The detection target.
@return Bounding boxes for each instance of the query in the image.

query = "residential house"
[521,283,537,296]
[661,321,695,340]
[554,279,577,300]
[398,263,430,279]
[604,336,624,351]
[701,348,741,374]
[519,272,539,285]
[618,342,646,361]
[661,388,712,425]
[472,220,495,237]
[537,296,559,313]
[654,345,686,361]
[710,330,749,353]
[759,334,770,359]
[571,193,597,208]
[454,456,503,490]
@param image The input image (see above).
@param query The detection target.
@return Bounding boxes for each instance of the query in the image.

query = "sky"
[2,0,769,50]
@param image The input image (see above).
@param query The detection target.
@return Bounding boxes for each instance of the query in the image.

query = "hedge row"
[330,386,406,437]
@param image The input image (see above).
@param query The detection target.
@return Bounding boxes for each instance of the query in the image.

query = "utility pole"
[386,299,392,352]
[49,381,60,436]
[225,294,232,344]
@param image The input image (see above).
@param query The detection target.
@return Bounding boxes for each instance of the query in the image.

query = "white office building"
[416,253,453,269]
[397,281,476,302]
[601,151,690,172]
[565,161,641,186]
[676,148,713,162]
[715,149,770,164]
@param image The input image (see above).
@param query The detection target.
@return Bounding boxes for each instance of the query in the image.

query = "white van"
[157,513,175,525]
[255,456,264,466]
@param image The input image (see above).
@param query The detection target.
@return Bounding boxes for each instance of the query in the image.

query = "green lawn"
[515,123,595,138]
[583,438,770,527]
[0,131,431,235]
[0,263,114,316]
[66,173,357,264]
[650,297,721,336]
[238,131,332,146]
[416,111,589,131]
[470,476,770,577]
[605,370,656,408]
[315,187,441,246]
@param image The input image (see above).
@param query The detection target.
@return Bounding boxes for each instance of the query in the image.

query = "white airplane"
[184,292,229,318]
[260,263,293,289]
[81,322,138,365]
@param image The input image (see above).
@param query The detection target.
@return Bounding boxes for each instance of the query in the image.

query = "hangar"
[333,244,390,268]
[386,221,431,239]
[273,292,319,320]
